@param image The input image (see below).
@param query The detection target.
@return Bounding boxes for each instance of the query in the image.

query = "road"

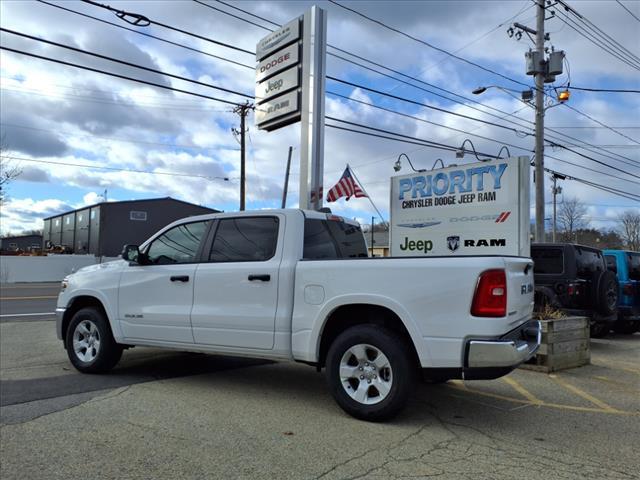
[0,294,638,479]
[0,283,59,321]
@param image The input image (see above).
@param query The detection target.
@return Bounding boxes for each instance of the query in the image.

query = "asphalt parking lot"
[1,284,638,480]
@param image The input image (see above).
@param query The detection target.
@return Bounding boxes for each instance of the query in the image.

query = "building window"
[91,211,96,219]
[130,211,147,221]
[66,217,70,225]
[55,219,60,226]
[78,214,83,221]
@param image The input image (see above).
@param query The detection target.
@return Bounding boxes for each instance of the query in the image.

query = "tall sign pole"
[299,6,327,210]
[254,6,327,211]
[534,0,545,242]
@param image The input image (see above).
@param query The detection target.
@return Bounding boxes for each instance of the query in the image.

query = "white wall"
[0,255,119,283]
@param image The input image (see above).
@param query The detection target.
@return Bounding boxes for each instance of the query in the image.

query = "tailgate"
[504,257,535,321]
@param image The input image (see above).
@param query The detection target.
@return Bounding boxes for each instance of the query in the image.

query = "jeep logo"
[399,237,433,254]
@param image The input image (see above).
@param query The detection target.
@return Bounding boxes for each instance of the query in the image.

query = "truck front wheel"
[326,325,415,421]
[65,307,123,373]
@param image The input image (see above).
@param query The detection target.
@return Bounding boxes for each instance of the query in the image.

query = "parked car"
[531,243,618,338]
[604,250,640,334]
[55,209,539,421]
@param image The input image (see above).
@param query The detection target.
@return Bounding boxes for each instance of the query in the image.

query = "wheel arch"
[61,295,113,346]
[316,302,423,369]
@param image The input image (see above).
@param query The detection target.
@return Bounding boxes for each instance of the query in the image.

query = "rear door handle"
[248,274,270,282]
[170,275,189,282]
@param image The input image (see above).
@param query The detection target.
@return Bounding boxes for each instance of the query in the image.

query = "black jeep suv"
[531,243,618,337]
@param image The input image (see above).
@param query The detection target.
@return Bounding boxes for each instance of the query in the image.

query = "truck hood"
[73,259,127,275]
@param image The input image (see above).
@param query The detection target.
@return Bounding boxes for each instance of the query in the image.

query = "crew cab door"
[190,215,282,350]
[118,220,210,343]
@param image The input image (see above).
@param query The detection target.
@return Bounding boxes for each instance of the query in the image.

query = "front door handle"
[170,275,189,282]
[248,274,270,282]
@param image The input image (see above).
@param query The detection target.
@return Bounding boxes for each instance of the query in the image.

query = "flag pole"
[347,164,388,229]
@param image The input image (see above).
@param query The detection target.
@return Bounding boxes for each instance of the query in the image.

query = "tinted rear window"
[531,247,564,274]
[209,217,278,262]
[628,253,640,281]
[303,219,368,259]
[575,247,604,279]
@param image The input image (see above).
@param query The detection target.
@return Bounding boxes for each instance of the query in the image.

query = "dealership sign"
[255,18,302,131]
[390,156,531,257]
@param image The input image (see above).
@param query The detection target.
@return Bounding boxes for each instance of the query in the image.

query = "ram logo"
[447,236,460,252]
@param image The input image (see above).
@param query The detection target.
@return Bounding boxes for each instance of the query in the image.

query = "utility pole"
[515,1,566,242]
[233,102,254,211]
[282,146,293,209]
[534,0,545,243]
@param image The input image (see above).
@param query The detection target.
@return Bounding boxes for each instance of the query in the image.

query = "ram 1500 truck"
[56,209,539,421]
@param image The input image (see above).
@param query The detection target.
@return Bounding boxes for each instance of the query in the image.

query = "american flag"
[326,166,368,202]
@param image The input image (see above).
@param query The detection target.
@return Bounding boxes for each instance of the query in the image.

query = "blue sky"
[0,0,638,234]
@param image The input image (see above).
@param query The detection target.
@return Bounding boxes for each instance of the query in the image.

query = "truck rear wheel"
[65,307,123,373]
[326,325,415,421]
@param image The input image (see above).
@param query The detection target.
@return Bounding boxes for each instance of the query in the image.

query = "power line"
[560,102,640,146]
[561,1,640,65]
[555,2,640,70]
[0,46,242,107]
[568,86,640,93]
[198,0,542,132]
[326,117,501,157]
[0,155,232,181]
[198,0,639,169]
[326,90,533,154]
[327,0,531,88]
[80,0,255,55]
[0,28,254,100]
[327,76,529,135]
[36,0,254,71]
[1,84,233,112]
[616,0,640,23]
[0,123,239,152]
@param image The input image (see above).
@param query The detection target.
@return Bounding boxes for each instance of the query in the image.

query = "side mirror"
[122,244,141,263]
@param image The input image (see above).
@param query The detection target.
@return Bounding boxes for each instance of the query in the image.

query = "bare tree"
[618,210,640,251]
[0,134,22,204]
[558,197,589,242]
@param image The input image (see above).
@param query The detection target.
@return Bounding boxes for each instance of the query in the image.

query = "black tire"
[595,270,618,317]
[612,320,639,335]
[65,307,123,373]
[589,320,610,338]
[326,325,415,421]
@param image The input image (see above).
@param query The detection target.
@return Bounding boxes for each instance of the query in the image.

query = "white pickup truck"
[56,209,539,420]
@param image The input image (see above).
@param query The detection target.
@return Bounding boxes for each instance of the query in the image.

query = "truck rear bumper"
[466,320,541,369]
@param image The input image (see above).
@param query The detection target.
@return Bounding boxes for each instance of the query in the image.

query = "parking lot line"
[549,375,619,413]
[502,377,542,404]
[447,382,638,416]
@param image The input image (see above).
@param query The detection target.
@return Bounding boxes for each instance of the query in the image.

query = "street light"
[393,153,426,173]
[472,85,533,102]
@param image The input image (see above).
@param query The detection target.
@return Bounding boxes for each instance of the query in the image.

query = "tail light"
[471,269,507,317]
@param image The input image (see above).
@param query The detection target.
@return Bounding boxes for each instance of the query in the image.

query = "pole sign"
[254,6,327,211]
[389,156,530,257]
[255,18,302,130]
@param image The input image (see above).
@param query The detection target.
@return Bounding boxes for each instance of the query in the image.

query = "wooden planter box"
[520,316,590,373]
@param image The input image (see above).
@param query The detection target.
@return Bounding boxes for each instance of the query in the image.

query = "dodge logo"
[447,236,460,252]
